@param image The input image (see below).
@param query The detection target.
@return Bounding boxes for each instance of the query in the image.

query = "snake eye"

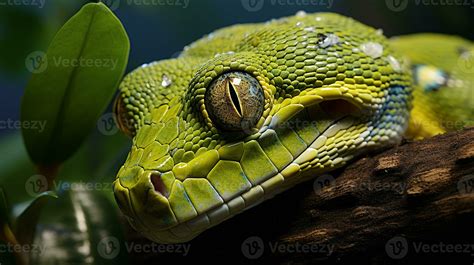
[205,72,264,132]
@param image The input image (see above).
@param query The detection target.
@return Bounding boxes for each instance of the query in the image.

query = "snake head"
[113,13,412,243]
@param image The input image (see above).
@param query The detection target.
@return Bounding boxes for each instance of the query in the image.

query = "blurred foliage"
[0,129,129,213]
[30,187,128,265]
[0,127,129,264]
[12,191,57,246]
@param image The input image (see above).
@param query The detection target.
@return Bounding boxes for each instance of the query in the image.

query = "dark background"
[0,0,473,135]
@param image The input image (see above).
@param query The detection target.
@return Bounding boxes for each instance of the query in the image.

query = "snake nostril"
[150,172,169,198]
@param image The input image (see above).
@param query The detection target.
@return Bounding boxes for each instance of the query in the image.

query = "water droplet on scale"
[360,42,384,59]
[320,34,340,48]
[296,10,307,17]
[161,75,172,87]
[387,55,401,72]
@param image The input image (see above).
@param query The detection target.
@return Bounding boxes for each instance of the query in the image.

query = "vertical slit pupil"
[228,80,243,116]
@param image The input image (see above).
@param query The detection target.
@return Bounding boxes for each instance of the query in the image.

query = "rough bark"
[127,127,474,264]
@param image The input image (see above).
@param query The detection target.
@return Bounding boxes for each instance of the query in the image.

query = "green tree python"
[112,12,474,243]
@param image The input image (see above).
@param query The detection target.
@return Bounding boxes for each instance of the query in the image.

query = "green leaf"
[21,2,130,165]
[30,186,128,265]
[12,191,57,245]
